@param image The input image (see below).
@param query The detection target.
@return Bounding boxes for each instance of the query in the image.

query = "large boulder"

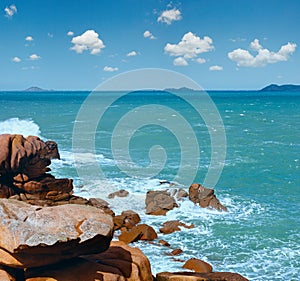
[25,241,153,281]
[145,190,178,215]
[156,271,249,281]
[189,184,227,212]
[0,199,114,268]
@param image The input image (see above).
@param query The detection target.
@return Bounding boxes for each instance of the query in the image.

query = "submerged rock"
[108,189,129,199]
[0,199,114,268]
[159,220,194,235]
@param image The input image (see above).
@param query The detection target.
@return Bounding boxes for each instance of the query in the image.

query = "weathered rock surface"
[156,271,249,281]
[0,134,59,177]
[0,199,114,268]
[145,190,178,215]
[118,224,158,244]
[25,241,153,281]
[0,134,73,203]
[189,183,227,212]
[159,220,194,234]
[182,258,213,273]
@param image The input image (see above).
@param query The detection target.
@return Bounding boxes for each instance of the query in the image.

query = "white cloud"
[209,65,223,71]
[29,54,41,60]
[4,4,17,17]
[196,58,206,64]
[127,51,137,57]
[228,39,297,67]
[25,36,34,41]
[48,33,54,38]
[157,8,182,25]
[70,30,105,55]
[67,31,74,36]
[173,57,188,66]
[143,30,156,40]
[12,57,21,63]
[164,32,214,65]
[103,66,119,72]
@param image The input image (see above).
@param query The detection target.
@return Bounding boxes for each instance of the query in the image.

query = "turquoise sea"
[0,90,299,280]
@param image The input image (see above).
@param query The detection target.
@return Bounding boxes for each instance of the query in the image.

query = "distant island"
[24,86,49,92]
[164,87,200,92]
[260,84,300,92]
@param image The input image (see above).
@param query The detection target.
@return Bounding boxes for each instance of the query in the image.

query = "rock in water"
[145,190,178,215]
[0,199,114,268]
[189,183,227,212]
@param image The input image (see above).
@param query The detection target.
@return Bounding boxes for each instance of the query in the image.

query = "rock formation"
[0,198,114,268]
[145,190,178,215]
[25,241,153,281]
[189,183,228,212]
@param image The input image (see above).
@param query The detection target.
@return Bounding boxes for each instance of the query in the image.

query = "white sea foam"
[0,118,42,137]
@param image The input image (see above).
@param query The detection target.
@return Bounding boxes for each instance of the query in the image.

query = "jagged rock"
[0,199,114,268]
[118,224,157,244]
[159,220,194,234]
[0,134,59,177]
[182,258,213,273]
[189,183,227,212]
[25,241,153,281]
[145,190,178,215]
[114,210,141,230]
[156,271,249,281]
[108,189,129,199]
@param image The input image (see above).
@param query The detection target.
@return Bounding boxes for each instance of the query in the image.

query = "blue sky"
[1,0,299,90]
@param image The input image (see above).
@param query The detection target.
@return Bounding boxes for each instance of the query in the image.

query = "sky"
[1,0,300,90]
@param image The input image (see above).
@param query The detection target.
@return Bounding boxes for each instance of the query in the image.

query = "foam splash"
[0,118,42,137]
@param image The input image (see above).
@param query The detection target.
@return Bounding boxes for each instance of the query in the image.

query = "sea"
[0,89,299,280]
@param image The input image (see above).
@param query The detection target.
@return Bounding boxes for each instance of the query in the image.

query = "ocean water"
[0,90,299,280]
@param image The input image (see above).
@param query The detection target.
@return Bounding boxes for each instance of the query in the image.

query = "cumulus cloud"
[127,51,137,57]
[12,57,21,63]
[209,65,223,71]
[29,54,41,60]
[157,8,182,25]
[71,30,105,55]
[103,66,119,72]
[143,30,156,40]
[67,31,74,36]
[25,36,34,41]
[4,4,17,17]
[228,39,297,67]
[196,58,206,64]
[173,57,188,66]
[164,32,214,66]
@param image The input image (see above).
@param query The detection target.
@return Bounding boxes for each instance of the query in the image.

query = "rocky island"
[0,134,249,280]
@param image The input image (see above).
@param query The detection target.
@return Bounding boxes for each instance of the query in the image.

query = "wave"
[0,118,42,137]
